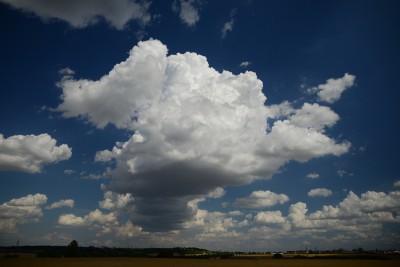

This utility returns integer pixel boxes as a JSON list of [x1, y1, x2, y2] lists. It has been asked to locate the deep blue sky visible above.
[[0, 0, 399, 251]]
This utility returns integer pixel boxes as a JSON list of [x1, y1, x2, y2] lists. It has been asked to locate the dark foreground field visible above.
[[1, 257, 399, 267]]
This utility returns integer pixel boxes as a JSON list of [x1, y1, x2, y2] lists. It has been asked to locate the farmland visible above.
[[1, 257, 399, 267]]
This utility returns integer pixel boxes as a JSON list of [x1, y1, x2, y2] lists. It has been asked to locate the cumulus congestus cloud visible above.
[[56, 39, 350, 231]]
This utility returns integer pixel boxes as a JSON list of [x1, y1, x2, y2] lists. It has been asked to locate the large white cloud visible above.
[[0, 133, 72, 173], [56, 39, 350, 231], [0, 193, 48, 233], [0, 0, 151, 29]]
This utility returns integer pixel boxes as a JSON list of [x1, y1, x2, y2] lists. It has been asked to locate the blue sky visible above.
[[0, 0, 399, 251]]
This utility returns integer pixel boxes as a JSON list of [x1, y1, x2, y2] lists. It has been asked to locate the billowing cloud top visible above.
[[56, 39, 350, 231], [0, 133, 72, 173]]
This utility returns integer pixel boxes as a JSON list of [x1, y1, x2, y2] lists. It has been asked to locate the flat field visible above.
[[1, 257, 399, 267]]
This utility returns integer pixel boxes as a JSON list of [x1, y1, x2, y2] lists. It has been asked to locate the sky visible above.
[[0, 0, 400, 252]]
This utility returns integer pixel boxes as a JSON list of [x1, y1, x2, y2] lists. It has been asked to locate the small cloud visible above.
[[58, 67, 75, 76], [221, 20, 234, 38], [0, 0, 151, 30], [308, 188, 332, 197], [58, 214, 85, 226], [135, 29, 148, 41], [173, 0, 201, 27], [337, 170, 354, 177], [233, 190, 289, 209], [228, 210, 243, 216], [221, 9, 236, 39], [64, 169, 75, 175], [306, 172, 319, 179], [95, 150, 115, 162], [308, 73, 356, 103], [37, 105, 48, 113], [207, 187, 225, 198], [81, 168, 112, 180], [394, 180, 400, 188], [239, 61, 251, 68], [222, 202, 230, 208], [58, 67, 75, 82], [81, 172, 110, 180], [99, 191, 134, 211], [46, 199, 74, 210]]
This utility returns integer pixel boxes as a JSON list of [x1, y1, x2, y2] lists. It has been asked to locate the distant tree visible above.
[[65, 240, 80, 257], [70, 240, 78, 248]]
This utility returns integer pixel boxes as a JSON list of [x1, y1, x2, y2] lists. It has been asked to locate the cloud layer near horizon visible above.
[[56, 39, 350, 231]]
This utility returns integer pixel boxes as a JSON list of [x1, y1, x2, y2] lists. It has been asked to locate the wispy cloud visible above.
[[337, 170, 354, 177], [64, 169, 75, 175], [239, 61, 251, 68], [46, 199, 74, 210], [221, 9, 236, 38]]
